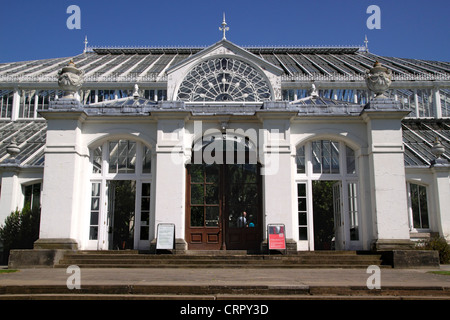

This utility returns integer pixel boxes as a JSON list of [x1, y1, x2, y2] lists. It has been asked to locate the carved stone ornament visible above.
[[6, 138, 20, 158], [57, 60, 84, 98], [431, 138, 445, 159], [365, 60, 392, 97]]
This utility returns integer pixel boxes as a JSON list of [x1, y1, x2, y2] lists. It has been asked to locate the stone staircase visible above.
[[55, 250, 388, 269]]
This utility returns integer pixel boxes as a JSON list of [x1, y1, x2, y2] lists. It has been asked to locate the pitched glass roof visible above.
[[1, 46, 448, 83]]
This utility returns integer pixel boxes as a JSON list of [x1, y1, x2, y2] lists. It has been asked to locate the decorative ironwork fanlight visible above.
[[177, 57, 272, 102]]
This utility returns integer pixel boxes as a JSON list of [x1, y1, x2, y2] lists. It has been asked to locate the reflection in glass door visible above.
[[185, 163, 262, 251], [225, 164, 261, 251]]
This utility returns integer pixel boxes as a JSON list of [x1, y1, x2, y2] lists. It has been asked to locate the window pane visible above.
[[410, 183, 429, 229], [410, 184, 421, 228], [142, 183, 151, 197], [141, 212, 149, 225], [128, 141, 136, 173], [191, 184, 204, 205], [205, 164, 219, 183], [297, 183, 306, 197], [91, 197, 100, 210], [298, 197, 306, 212], [90, 212, 99, 225], [90, 182, 101, 240], [142, 146, 151, 173], [322, 140, 331, 173], [299, 211, 307, 225], [206, 206, 219, 227], [190, 165, 204, 183], [299, 227, 308, 240], [190, 206, 204, 227], [312, 140, 340, 174], [141, 198, 150, 211], [296, 145, 305, 174], [92, 183, 100, 197], [297, 183, 308, 241], [89, 227, 98, 240], [348, 183, 359, 241], [346, 146, 356, 174], [31, 184, 41, 210], [109, 141, 118, 173], [109, 140, 136, 173], [312, 141, 322, 173], [331, 141, 340, 174], [140, 226, 149, 240], [419, 185, 429, 228], [92, 146, 102, 174], [205, 185, 219, 204], [118, 140, 128, 173]]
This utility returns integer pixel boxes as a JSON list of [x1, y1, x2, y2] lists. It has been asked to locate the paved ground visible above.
[[1, 265, 449, 288]]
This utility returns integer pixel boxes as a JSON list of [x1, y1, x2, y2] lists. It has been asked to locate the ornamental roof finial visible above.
[[219, 12, 229, 40], [84, 36, 88, 54]]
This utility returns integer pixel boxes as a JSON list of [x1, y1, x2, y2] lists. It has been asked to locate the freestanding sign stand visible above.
[[156, 223, 175, 253], [267, 224, 287, 255]]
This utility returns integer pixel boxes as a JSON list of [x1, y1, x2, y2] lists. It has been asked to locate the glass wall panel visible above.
[[142, 146, 151, 173], [140, 183, 151, 240], [108, 140, 136, 174], [409, 183, 429, 229], [348, 183, 359, 241], [297, 183, 308, 240], [90, 183, 101, 240], [0, 90, 13, 118], [312, 140, 340, 174]]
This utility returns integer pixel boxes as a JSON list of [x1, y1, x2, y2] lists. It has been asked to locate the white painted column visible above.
[[432, 88, 442, 119], [431, 164, 450, 240], [36, 109, 87, 249], [33, 91, 39, 119], [362, 106, 412, 250], [414, 89, 420, 117], [0, 170, 21, 224], [152, 115, 189, 250], [259, 114, 297, 252], [11, 88, 20, 121]]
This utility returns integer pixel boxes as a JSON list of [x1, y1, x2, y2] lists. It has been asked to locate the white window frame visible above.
[[87, 140, 153, 250], [295, 140, 361, 251], [407, 182, 431, 232]]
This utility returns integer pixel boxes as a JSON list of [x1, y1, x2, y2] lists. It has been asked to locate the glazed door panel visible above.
[[186, 164, 222, 250], [225, 164, 262, 251], [186, 163, 262, 251]]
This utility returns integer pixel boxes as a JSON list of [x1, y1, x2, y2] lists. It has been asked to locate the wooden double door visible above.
[[186, 163, 262, 251]]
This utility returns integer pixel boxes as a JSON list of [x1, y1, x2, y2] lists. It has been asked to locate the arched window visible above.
[[91, 139, 151, 175], [87, 139, 152, 251], [295, 139, 360, 251], [296, 140, 356, 176], [177, 57, 272, 102]]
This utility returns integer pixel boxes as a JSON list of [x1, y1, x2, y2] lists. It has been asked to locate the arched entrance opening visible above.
[[185, 134, 263, 251], [296, 139, 361, 251], [87, 139, 153, 251]]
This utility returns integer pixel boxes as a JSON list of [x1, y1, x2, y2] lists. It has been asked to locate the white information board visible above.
[[156, 223, 175, 250]]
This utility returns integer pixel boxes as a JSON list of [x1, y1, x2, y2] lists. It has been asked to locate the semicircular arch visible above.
[[175, 55, 274, 102]]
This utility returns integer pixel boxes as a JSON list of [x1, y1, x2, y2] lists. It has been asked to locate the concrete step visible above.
[[59, 254, 382, 261], [59, 257, 381, 265], [55, 251, 386, 269], [1, 284, 449, 299]]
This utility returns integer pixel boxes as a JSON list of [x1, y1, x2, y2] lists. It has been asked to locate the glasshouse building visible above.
[[0, 25, 449, 263]]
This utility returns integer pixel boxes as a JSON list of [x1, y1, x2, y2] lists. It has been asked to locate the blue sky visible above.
[[0, 0, 448, 63]]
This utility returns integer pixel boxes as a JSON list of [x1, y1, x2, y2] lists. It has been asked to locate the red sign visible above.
[[268, 224, 286, 250]]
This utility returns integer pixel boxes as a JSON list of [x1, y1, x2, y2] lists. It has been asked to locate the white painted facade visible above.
[[1, 38, 449, 253]]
